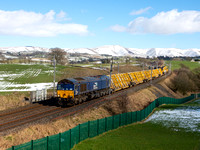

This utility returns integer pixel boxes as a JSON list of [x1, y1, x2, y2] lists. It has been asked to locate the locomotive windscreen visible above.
[[57, 83, 74, 90]]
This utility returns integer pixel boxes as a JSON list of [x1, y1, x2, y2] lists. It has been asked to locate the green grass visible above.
[[167, 60, 200, 71], [0, 64, 66, 84], [73, 122, 200, 150]]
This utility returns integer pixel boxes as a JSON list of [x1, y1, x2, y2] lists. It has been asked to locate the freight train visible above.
[[57, 66, 168, 106]]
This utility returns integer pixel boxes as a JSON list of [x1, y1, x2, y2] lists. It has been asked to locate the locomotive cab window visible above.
[[57, 84, 74, 90], [57, 84, 64, 90], [65, 84, 74, 90]]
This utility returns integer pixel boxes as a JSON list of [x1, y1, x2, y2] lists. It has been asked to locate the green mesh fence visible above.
[[98, 118, 106, 135], [131, 111, 137, 123], [126, 112, 132, 125], [89, 120, 98, 138], [11, 141, 32, 150], [79, 122, 89, 142], [61, 130, 70, 150], [136, 111, 141, 122], [9, 94, 198, 150], [70, 125, 80, 149], [113, 114, 120, 129], [105, 116, 113, 131]]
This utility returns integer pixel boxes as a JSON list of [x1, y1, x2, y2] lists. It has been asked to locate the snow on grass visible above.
[[0, 65, 55, 91], [0, 82, 55, 91], [91, 67, 108, 70], [146, 103, 200, 133], [43, 70, 54, 76], [81, 65, 93, 67]]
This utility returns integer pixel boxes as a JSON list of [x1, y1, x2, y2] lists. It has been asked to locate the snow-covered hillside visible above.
[[69, 46, 200, 57], [0, 46, 49, 53], [0, 45, 200, 57]]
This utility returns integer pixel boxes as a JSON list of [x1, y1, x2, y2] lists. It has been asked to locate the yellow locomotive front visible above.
[[57, 83, 74, 98], [57, 79, 76, 105]]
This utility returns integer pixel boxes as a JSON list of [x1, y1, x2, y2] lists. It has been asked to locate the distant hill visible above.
[[0, 45, 200, 57]]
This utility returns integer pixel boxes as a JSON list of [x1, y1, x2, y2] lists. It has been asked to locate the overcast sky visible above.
[[0, 0, 200, 49]]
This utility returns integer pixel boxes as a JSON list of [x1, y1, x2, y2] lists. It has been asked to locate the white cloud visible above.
[[110, 24, 126, 32], [56, 10, 71, 21], [130, 7, 152, 15], [96, 17, 104, 22], [112, 9, 200, 34], [0, 10, 88, 37]]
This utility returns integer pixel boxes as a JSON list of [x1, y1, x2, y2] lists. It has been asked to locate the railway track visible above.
[[0, 73, 170, 133], [0, 97, 108, 132]]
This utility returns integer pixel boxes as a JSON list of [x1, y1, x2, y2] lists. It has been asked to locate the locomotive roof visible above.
[[58, 75, 109, 84]]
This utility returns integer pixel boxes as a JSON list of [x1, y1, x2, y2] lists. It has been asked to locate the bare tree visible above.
[[49, 48, 68, 65]]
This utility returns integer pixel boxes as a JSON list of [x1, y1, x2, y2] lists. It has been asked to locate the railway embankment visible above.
[[0, 73, 192, 149]]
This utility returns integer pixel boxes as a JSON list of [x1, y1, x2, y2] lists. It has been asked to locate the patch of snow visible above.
[[3, 54, 18, 59], [31, 58, 51, 62], [0, 82, 55, 92], [91, 67, 107, 70], [81, 65, 93, 67], [146, 106, 200, 132], [43, 70, 54, 75]]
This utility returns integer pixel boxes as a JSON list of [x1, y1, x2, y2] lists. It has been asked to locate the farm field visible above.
[[0, 64, 66, 92], [168, 60, 200, 70], [73, 99, 200, 150], [0, 64, 108, 92]]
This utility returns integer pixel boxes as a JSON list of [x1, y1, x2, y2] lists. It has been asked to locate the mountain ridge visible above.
[[0, 45, 200, 57]]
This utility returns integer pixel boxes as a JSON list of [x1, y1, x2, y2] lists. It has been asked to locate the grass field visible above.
[[0, 64, 67, 84], [0, 64, 67, 91], [0, 64, 108, 92], [168, 60, 200, 70], [73, 123, 200, 150], [73, 99, 200, 150], [1, 64, 68, 83]]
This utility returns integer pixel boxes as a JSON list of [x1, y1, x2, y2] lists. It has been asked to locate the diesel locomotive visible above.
[[57, 75, 110, 106]]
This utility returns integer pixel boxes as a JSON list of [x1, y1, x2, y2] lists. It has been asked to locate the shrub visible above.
[[170, 64, 200, 95]]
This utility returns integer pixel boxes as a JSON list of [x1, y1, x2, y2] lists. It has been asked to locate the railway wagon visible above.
[[57, 75, 110, 106]]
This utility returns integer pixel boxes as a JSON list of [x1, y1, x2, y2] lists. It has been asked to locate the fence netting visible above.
[[9, 94, 197, 150]]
